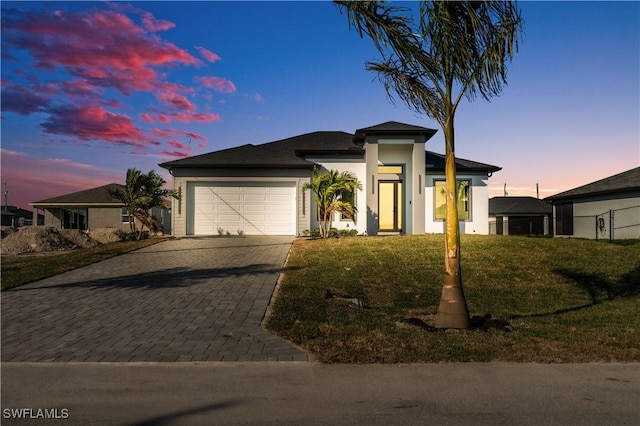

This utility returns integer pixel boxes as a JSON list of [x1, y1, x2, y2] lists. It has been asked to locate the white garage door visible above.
[[190, 182, 296, 235]]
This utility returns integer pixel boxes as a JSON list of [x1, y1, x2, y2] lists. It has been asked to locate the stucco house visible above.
[[489, 196, 553, 236], [545, 167, 640, 240], [30, 184, 172, 233], [159, 121, 501, 237], [1, 206, 43, 227]]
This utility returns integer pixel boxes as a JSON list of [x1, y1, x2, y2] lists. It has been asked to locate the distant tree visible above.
[[109, 169, 180, 240], [336, 0, 523, 328], [303, 168, 362, 238]]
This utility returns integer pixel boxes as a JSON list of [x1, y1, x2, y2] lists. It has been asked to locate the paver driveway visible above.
[[1, 236, 309, 362]]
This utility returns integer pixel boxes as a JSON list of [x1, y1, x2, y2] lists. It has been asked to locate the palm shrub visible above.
[[109, 168, 180, 240], [302, 168, 362, 238]]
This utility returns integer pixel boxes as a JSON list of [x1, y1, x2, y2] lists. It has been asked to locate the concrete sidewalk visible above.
[[1, 362, 638, 425], [1, 236, 308, 362]]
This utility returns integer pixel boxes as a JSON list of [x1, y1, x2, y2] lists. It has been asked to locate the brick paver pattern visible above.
[[1, 236, 309, 362]]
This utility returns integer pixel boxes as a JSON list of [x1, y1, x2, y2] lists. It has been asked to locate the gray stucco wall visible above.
[[553, 191, 640, 239]]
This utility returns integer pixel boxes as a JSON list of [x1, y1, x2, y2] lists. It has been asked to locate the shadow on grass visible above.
[[509, 263, 640, 319], [7, 264, 300, 292], [396, 315, 514, 332]]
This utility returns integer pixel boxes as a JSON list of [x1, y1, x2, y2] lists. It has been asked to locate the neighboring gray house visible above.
[[489, 196, 553, 236], [545, 167, 640, 240], [1, 206, 43, 227], [30, 184, 171, 233], [159, 121, 501, 237]]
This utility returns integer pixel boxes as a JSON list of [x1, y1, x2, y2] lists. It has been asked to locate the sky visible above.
[[1, 1, 638, 210]]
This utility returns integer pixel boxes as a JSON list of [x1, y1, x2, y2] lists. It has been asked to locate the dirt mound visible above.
[[59, 229, 100, 249], [87, 228, 121, 244], [1, 227, 19, 239], [0, 226, 100, 255]]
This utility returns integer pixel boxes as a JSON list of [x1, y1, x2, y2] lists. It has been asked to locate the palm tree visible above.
[[303, 168, 362, 238], [336, 1, 523, 328], [108, 168, 147, 232], [109, 168, 180, 240]]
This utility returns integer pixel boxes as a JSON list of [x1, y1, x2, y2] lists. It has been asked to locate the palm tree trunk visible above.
[[435, 117, 470, 328]]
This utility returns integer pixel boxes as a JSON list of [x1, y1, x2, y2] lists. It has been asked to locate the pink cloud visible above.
[[156, 90, 196, 111], [41, 104, 158, 148], [171, 112, 221, 123], [152, 128, 205, 142], [2, 8, 199, 96], [140, 113, 154, 123], [57, 79, 98, 98], [142, 12, 175, 32], [195, 47, 221, 63], [161, 150, 190, 158], [168, 140, 191, 151], [0, 149, 123, 209], [196, 76, 236, 93], [184, 131, 206, 141], [253, 92, 264, 102], [1, 85, 50, 115]]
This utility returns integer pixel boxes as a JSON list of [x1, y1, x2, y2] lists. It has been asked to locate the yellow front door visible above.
[[378, 181, 402, 232]]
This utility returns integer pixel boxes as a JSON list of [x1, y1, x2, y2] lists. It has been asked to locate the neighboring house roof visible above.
[[30, 184, 125, 206], [545, 167, 640, 202], [426, 151, 502, 173], [489, 196, 552, 216], [1, 206, 36, 218], [353, 121, 438, 144], [160, 122, 501, 174]]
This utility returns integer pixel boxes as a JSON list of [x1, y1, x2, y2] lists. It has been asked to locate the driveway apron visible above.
[[1, 236, 309, 362]]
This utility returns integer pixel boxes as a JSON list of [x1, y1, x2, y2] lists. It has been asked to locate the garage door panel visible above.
[[269, 204, 291, 212], [244, 204, 268, 212], [243, 195, 268, 203], [191, 182, 296, 235], [216, 204, 241, 214]]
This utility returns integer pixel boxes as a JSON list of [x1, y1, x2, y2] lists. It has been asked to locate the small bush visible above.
[[304, 228, 359, 238], [115, 230, 149, 241]]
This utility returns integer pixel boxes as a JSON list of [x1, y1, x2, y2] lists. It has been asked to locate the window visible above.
[[340, 189, 356, 221], [63, 208, 88, 230], [434, 180, 470, 220], [378, 165, 403, 174], [555, 203, 573, 235], [122, 207, 133, 224]]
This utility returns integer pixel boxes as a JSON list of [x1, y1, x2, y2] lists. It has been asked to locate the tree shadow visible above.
[[129, 399, 242, 426], [8, 264, 301, 292], [509, 263, 640, 319]]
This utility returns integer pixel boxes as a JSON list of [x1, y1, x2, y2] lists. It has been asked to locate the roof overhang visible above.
[[29, 202, 124, 207], [545, 187, 640, 203]]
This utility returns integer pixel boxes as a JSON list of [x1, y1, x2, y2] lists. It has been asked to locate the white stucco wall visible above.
[[425, 173, 491, 235]]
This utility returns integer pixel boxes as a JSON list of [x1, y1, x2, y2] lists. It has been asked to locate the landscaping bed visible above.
[[265, 235, 640, 363]]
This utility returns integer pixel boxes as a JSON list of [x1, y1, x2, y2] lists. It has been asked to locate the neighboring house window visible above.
[[434, 180, 470, 220], [340, 189, 356, 221], [122, 207, 133, 224], [63, 208, 88, 230], [555, 203, 573, 235]]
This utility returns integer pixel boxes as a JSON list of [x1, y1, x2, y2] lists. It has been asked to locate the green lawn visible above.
[[1, 238, 165, 290], [265, 235, 640, 363]]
